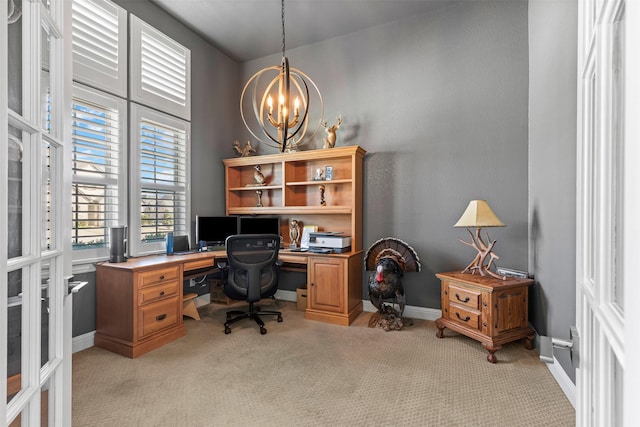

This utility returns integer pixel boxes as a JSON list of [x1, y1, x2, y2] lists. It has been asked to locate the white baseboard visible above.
[[545, 356, 576, 408], [362, 300, 441, 321], [72, 331, 95, 353]]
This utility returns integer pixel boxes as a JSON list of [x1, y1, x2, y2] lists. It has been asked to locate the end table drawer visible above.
[[448, 284, 480, 310], [448, 305, 480, 330], [138, 297, 179, 338]]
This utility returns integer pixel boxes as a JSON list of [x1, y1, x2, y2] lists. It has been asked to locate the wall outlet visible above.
[[189, 278, 196, 287]]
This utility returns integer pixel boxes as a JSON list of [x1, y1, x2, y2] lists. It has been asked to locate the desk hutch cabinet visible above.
[[435, 271, 535, 363], [223, 146, 366, 326]]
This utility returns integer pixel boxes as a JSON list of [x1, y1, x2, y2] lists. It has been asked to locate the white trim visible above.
[[275, 290, 442, 322], [546, 356, 577, 409], [129, 103, 191, 257], [72, 331, 96, 354], [129, 15, 191, 120], [71, 0, 128, 97]]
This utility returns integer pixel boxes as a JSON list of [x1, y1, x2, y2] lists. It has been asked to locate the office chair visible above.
[[223, 234, 283, 335]]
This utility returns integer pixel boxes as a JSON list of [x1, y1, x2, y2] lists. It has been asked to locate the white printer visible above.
[[308, 232, 352, 253]]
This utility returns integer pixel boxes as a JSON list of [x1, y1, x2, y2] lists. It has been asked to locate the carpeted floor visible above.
[[72, 300, 575, 426]]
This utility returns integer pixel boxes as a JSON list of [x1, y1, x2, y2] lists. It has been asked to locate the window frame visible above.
[[130, 14, 191, 121], [129, 102, 191, 257], [70, 82, 128, 265], [71, 0, 128, 97]]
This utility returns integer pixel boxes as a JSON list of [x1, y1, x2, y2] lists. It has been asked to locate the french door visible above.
[[2, 0, 73, 425], [576, 0, 639, 425]]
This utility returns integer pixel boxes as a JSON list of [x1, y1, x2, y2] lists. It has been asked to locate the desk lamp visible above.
[[454, 200, 506, 280]]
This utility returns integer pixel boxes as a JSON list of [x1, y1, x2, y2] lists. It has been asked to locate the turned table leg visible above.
[[523, 332, 535, 350], [435, 319, 445, 338], [482, 343, 501, 363]]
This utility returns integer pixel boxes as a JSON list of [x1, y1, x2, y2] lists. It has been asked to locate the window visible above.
[[130, 15, 191, 120], [70, 0, 191, 262], [129, 103, 190, 256], [71, 83, 127, 263], [72, 0, 127, 97]]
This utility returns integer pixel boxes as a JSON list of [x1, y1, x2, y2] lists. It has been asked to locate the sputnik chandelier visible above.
[[240, 0, 324, 152]]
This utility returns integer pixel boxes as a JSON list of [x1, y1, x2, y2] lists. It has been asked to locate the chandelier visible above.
[[240, 0, 324, 152]]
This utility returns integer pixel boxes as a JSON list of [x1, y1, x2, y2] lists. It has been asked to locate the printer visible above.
[[308, 232, 352, 253]]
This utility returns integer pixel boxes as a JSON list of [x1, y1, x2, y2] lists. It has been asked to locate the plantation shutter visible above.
[[130, 15, 191, 120], [71, 0, 127, 97], [138, 116, 188, 242], [71, 86, 125, 250]]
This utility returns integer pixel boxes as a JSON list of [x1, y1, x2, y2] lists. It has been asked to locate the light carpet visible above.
[[72, 300, 575, 426]]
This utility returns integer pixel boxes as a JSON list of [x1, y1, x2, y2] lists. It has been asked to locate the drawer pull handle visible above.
[[455, 312, 471, 322], [159, 291, 165, 296], [159, 275, 165, 280], [156, 314, 167, 321], [455, 293, 470, 303]]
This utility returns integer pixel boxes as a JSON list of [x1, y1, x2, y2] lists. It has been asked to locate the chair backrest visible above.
[[224, 234, 280, 303]]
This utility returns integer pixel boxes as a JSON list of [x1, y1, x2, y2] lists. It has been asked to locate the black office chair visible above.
[[223, 234, 283, 335]]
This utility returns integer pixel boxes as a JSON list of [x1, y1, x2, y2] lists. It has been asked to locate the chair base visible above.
[[224, 301, 282, 335]]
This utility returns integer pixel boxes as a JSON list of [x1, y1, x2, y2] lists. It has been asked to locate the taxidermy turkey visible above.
[[364, 237, 421, 331]]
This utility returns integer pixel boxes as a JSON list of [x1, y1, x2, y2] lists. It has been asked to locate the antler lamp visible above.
[[454, 200, 506, 280]]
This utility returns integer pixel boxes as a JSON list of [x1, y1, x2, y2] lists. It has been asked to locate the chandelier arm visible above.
[[280, 57, 290, 152], [287, 78, 310, 140]]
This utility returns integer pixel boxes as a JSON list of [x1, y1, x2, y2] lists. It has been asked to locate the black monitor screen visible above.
[[195, 216, 238, 245], [238, 216, 281, 237]]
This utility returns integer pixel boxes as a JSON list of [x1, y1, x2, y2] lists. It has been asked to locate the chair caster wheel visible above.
[[277, 315, 283, 322], [224, 327, 231, 334], [260, 327, 267, 335]]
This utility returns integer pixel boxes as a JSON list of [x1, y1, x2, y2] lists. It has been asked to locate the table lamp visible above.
[[454, 199, 506, 280]]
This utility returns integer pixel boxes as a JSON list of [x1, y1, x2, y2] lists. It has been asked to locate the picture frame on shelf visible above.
[[301, 225, 318, 248], [325, 166, 333, 180]]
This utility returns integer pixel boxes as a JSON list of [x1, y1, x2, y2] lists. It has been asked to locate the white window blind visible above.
[[130, 103, 190, 256], [72, 0, 127, 97], [71, 84, 127, 262], [130, 15, 191, 120]]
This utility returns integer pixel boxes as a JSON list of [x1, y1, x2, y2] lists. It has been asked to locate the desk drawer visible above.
[[184, 258, 214, 272], [448, 305, 480, 330], [138, 282, 179, 306], [138, 297, 179, 338], [137, 266, 180, 288], [448, 284, 481, 310]]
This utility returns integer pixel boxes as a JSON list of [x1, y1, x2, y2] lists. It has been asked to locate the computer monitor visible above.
[[195, 215, 238, 246], [238, 216, 281, 237]]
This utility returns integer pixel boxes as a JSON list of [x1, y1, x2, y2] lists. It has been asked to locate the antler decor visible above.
[[454, 200, 506, 280]]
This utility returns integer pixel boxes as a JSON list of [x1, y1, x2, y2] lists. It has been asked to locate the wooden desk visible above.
[[95, 251, 222, 358], [435, 271, 535, 363], [96, 249, 362, 357]]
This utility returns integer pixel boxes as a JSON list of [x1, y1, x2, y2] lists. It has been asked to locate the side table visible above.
[[435, 271, 535, 363]]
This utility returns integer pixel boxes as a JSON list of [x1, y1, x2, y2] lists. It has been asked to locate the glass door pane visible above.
[[7, 125, 23, 259], [7, 0, 23, 115]]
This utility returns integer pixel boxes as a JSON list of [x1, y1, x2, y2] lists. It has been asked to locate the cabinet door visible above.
[[308, 257, 345, 313], [494, 287, 528, 333]]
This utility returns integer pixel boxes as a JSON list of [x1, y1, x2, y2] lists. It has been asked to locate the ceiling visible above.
[[150, 0, 455, 62]]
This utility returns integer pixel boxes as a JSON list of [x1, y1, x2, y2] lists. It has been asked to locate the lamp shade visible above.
[[454, 200, 505, 228]]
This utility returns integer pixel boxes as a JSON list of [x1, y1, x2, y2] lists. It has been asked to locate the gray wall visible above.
[[528, 0, 578, 382], [240, 1, 530, 309]]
